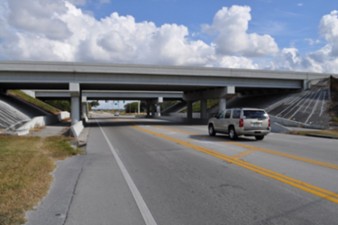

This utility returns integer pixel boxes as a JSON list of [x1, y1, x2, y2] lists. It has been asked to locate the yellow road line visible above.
[[133, 126, 338, 204], [153, 125, 193, 135], [232, 142, 338, 171], [155, 125, 338, 171], [232, 149, 257, 160]]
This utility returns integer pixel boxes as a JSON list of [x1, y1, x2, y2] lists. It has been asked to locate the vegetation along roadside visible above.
[[0, 135, 81, 225]]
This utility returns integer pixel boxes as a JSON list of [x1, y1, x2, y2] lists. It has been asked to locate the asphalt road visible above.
[[65, 114, 338, 225]]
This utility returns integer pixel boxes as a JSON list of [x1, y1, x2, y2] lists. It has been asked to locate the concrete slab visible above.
[[25, 155, 85, 225], [30, 124, 69, 137]]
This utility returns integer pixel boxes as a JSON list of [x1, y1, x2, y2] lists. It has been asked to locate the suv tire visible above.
[[229, 127, 238, 140], [208, 124, 216, 136], [255, 135, 264, 141]]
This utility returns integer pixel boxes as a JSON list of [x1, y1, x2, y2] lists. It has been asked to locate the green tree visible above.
[[124, 102, 139, 113], [89, 100, 100, 110], [45, 100, 71, 112]]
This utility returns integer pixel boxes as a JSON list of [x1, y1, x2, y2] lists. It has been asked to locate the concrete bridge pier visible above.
[[184, 86, 235, 120], [146, 100, 157, 117], [146, 100, 151, 117], [201, 99, 207, 120], [145, 98, 163, 117], [82, 96, 89, 122], [218, 98, 226, 113], [156, 97, 163, 117], [69, 83, 81, 125], [187, 101, 193, 120], [156, 104, 161, 117]]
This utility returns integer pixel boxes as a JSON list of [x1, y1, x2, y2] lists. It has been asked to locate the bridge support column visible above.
[[184, 87, 235, 119], [303, 80, 310, 90], [82, 96, 88, 122], [201, 99, 208, 119], [146, 100, 151, 117], [219, 98, 226, 113], [70, 83, 80, 125], [187, 101, 193, 120], [156, 104, 161, 117], [156, 97, 163, 117]]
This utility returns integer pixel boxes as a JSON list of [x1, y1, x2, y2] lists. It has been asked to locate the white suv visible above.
[[208, 108, 270, 140]]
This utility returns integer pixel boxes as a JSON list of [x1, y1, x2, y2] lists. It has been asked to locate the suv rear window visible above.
[[232, 110, 241, 119], [243, 110, 268, 119]]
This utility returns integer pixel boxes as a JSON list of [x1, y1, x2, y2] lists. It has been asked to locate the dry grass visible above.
[[0, 136, 80, 225], [289, 129, 338, 139]]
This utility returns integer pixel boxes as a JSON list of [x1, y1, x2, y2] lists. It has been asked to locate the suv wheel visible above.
[[255, 135, 264, 141], [208, 124, 216, 136], [229, 127, 238, 140]]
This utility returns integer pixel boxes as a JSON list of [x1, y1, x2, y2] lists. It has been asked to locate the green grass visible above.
[[333, 116, 338, 123], [8, 90, 60, 115], [181, 99, 219, 113], [0, 136, 80, 225]]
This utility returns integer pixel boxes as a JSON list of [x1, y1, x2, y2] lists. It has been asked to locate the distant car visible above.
[[208, 108, 270, 140], [114, 112, 120, 116]]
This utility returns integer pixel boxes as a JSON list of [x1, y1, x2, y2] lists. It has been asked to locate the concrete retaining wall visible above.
[[58, 111, 70, 121], [70, 121, 84, 138], [169, 112, 202, 119], [13, 115, 58, 136]]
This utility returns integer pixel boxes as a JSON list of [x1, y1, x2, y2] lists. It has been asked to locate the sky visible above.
[[1, 0, 338, 73]]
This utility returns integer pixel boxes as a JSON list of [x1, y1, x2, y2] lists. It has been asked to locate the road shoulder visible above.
[[25, 155, 85, 225]]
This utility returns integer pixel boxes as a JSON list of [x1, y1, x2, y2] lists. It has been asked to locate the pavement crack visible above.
[[62, 158, 85, 225]]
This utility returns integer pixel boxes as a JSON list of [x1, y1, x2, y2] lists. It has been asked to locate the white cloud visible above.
[[1, 1, 338, 73], [7, 0, 71, 40], [216, 56, 258, 69], [67, 0, 87, 5], [0, 2, 277, 69], [66, 0, 111, 6], [203, 5, 279, 57], [320, 10, 338, 56]]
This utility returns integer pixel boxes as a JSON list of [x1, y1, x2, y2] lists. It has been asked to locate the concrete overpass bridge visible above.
[[0, 61, 331, 125], [34, 90, 183, 101], [34, 90, 184, 117]]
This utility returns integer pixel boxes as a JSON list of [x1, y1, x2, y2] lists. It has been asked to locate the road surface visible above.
[[65, 113, 338, 225]]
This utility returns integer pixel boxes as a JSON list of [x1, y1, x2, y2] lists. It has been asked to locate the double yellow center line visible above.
[[133, 125, 338, 204], [155, 125, 338, 171]]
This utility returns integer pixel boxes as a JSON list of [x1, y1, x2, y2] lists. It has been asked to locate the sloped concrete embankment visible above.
[[0, 94, 60, 135], [0, 100, 30, 130]]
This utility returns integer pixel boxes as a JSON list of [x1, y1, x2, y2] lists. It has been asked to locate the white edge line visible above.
[[98, 122, 158, 225]]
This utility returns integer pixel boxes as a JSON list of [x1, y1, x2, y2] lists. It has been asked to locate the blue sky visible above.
[[82, 0, 336, 50], [1, 0, 338, 73]]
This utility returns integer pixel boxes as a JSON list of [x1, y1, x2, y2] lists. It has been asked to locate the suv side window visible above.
[[216, 111, 225, 119], [232, 109, 241, 119], [224, 110, 231, 119]]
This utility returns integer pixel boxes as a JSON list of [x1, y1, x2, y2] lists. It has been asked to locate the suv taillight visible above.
[[239, 118, 244, 128], [268, 117, 271, 128]]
